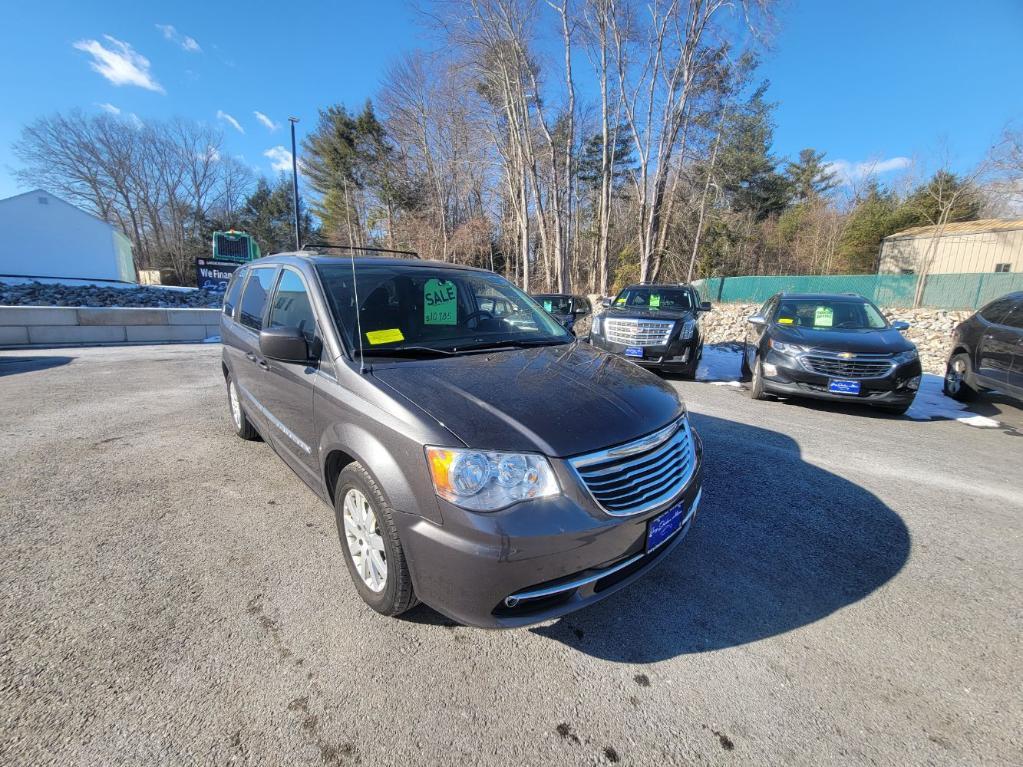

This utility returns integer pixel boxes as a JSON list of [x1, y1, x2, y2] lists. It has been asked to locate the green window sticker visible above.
[[543, 300, 552, 312], [649, 294, 661, 309], [615, 297, 626, 305], [814, 306, 834, 327], [424, 279, 457, 325]]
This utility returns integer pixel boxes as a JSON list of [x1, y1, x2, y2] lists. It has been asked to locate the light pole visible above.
[[288, 117, 300, 251]]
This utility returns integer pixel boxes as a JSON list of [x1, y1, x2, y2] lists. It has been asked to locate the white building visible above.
[[0, 189, 136, 284], [878, 218, 1023, 275]]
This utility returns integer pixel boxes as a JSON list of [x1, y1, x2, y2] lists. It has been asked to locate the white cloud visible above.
[[96, 102, 121, 115], [216, 110, 244, 134], [156, 23, 201, 53], [264, 146, 293, 173], [127, 113, 144, 130], [825, 156, 912, 186], [254, 111, 279, 132], [73, 36, 164, 93]]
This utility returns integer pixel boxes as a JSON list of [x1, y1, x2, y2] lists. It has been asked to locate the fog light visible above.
[[762, 363, 778, 377], [907, 375, 921, 391]]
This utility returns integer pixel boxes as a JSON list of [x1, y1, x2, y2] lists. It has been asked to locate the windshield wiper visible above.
[[361, 345, 457, 358], [452, 338, 572, 352]]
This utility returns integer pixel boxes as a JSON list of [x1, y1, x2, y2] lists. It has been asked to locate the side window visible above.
[[1001, 303, 1023, 330], [979, 298, 1014, 325], [238, 267, 277, 332], [268, 269, 317, 341], [223, 268, 246, 317], [759, 296, 777, 320]]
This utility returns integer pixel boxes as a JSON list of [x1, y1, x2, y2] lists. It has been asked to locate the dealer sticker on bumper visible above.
[[828, 379, 861, 395], [625, 346, 644, 358], [647, 501, 684, 552]]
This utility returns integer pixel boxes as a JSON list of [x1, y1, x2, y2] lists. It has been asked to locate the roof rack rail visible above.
[[300, 243, 420, 259]]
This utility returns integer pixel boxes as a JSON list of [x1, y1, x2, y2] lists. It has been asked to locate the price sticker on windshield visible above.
[[424, 279, 457, 325], [649, 294, 661, 309], [543, 300, 553, 312], [814, 306, 834, 327]]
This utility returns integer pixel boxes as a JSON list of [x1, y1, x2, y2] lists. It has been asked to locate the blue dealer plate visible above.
[[828, 379, 861, 395], [647, 500, 685, 552], [625, 346, 644, 358]]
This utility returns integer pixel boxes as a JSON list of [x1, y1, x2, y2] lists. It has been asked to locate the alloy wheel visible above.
[[945, 358, 965, 395], [229, 381, 242, 429], [342, 488, 388, 592]]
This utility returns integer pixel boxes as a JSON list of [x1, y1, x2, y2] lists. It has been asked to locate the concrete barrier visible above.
[[0, 306, 221, 347]]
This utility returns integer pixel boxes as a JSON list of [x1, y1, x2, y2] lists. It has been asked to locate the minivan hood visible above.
[[773, 324, 914, 353], [371, 342, 683, 457]]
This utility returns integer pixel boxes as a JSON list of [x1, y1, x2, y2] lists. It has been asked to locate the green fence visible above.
[[692, 272, 1023, 310]]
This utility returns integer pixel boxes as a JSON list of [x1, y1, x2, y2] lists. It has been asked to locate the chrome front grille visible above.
[[569, 417, 695, 516], [802, 353, 894, 379], [604, 318, 675, 347]]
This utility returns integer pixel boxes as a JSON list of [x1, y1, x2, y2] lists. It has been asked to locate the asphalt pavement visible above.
[[1, 344, 1020, 766]]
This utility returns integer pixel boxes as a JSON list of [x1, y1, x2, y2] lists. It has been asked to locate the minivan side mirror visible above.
[[260, 326, 316, 363], [574, 300, 592, 317], [699, 301, 712, 312], [891, 320, 910, 331], [747, 314, 767, 327], [600, 297, 612, 308]]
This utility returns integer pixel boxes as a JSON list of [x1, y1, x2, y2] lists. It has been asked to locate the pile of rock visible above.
[[0, 281, 223, 309]]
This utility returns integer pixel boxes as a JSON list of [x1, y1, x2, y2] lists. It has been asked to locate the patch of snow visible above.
[[906, 374, 1000, 428], [697, 344, 743, 383], [203, 335, 221, 344]]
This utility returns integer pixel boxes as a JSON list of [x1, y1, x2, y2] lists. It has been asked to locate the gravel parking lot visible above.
[[1, 344, 1021, 766]]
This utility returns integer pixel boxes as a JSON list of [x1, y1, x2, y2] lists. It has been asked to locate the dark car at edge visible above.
[[219, 253, 703, 628], [943, 291, 1023, 404], [530, 293, 592, 334], [589, 283, 711, 378], [741, 292, 922, 414]]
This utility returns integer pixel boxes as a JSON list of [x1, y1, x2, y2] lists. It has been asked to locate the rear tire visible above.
[[740, 342, 753, 380], [748, 356, 769, 400], [226, 374, 259, 440], [334, 463, 418, 618], [943, 353, 977, 402]]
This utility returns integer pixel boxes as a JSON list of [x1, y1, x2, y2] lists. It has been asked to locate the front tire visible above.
[[943, 353, 977, 402], [226, 374, 259, 440], [334, 463, 417, 617], [740, 342, 753, 380], [748, 356, 769, 400]]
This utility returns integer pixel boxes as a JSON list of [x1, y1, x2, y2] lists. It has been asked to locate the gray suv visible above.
[[219, 253, 703, 628]]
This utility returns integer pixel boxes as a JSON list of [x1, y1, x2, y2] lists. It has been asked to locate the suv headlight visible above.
[[678, 319, 696, 340], [591, 315, 602, 335], [769, 339, 806, 355], [425, 447, 560, 511], [893, 348, 919, 365]]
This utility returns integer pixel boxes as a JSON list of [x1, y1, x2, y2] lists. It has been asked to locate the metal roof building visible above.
[[878, 218, 1023, 275]]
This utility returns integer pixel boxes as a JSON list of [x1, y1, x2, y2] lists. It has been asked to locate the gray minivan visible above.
[[220, 253, 703, 628]]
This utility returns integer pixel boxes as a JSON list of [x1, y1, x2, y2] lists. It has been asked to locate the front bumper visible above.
[[590, 333, 699, 371], [760, 350, 922, 406], [393, 429, 704, 628]]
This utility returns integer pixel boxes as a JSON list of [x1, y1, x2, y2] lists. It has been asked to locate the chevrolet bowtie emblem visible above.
[[838, 352, 856, 359]]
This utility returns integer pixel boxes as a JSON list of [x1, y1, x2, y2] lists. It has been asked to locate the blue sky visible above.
[[0, 0, 1020, 199]]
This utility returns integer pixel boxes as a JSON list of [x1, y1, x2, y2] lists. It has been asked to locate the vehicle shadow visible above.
[[0, 355, 73, 377], [530, 412, 911, 661]]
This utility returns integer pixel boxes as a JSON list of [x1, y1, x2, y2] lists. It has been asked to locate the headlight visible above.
[[678, 319, 696, 340], [591, 315, 602, 334], [425, 447, 560, 511], [769, 339, 805, 355], [893, 348, 919, 365]]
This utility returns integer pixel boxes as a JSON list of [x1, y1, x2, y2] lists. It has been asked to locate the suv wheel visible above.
[[740, 342, 753, 380], [226, 375, 259, 440], [334, 463, 418, 617], [748, 356, 769, 400], [943, 353, 977, 402]]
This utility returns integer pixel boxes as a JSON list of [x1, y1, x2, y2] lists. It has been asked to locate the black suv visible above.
[[589, 283, 711, 377], [944, 291, 1023, 403], [742, 292, 922, 414], [219, 254, 703, 628]]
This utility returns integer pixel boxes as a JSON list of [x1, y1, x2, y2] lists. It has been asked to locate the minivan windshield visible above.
[[774, 299, 888, 330], [614, 287, 692, 311], [316, 263, 572, 355]]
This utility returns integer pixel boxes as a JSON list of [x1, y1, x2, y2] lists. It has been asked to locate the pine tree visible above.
[[784, 148, 839, 202]]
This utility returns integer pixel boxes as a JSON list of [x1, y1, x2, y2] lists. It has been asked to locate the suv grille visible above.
[[569, 418, 694, 516], [604, 318, 674, 347], [802, 353, 893, 379]]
